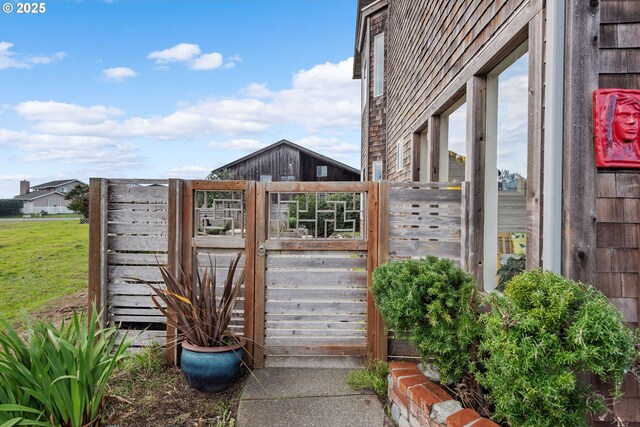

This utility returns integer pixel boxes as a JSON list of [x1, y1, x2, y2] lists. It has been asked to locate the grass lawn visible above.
[[0, 220, 88, 324]]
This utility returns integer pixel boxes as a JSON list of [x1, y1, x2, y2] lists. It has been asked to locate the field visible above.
[[0, 220, 88, 324]]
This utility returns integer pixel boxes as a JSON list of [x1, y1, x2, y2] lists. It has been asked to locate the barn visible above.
[[209, 139, 360, 182]]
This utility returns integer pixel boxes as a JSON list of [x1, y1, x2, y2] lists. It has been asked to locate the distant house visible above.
[[13, 179, 85, 214], [210, 139, 360, 182]]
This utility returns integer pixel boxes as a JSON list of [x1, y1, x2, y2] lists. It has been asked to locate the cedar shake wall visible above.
[[593, 3, 640, 425], [364, 10, 387, 180], [595, 173, 640, 328], [385, 0, 528, 182]]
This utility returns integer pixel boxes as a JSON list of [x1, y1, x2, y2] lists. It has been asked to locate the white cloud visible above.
[[497, 74, 529, 176], [296, 136, 359, 155], [16, 101, 124, 124], [0, 42, 65, 70], [241, 83, 273, 98], [103, 66, 138, 81], [190, 52, 223, 70], [29, 52, 66, 65], [148, 43, 201, 63], [148, 43, 236, 72], [14, 58, 358, 138], [8, 58, 359, 169], [223, 55, 241, 69], [166, 165, 211, 179], [208, 139, 267, 151]]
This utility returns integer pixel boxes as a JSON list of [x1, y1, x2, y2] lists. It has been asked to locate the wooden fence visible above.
[[88, 179, 468, 365]]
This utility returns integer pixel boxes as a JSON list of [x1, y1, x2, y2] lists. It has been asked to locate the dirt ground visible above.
[[17, 289, 88, 329], [104, 365, 248, 427]]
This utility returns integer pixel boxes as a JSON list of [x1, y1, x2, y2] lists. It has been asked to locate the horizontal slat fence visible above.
[[89, 178, 169, 351], [263, 250, 368, 367], [89, 179, 469, 363], [379, 182, 468, 359]]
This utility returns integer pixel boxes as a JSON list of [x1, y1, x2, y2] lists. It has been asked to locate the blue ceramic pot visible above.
[[180, 339, 245, 392]]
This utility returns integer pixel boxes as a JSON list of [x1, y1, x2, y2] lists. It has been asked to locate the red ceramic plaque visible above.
[[594, 89, 640, 168]]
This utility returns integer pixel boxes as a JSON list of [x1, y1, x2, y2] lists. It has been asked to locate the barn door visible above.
[[252, 181, 382, 368]]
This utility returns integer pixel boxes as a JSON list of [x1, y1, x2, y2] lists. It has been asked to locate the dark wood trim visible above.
[[244, 181, 257, 365], [264, 181, 370, 193], [466, 76, 487, 288], [263, 240, 368, 251], [460, 181, 470, 272], [189, 180, 247, 191], [98, 179, 108, 326], [166, 179, 183, 365], [88, 178, 102, 320], [426, 116, 441, 182], [376, 181, 390, 360], [366, 182, 380, 360], [526, 10, 545, 269], [253, 182, 267, 368], [562, 0, 599, 283], [411, 133, 421, 182]]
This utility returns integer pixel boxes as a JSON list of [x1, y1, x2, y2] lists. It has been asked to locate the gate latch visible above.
[[257, 243, 266, 257]]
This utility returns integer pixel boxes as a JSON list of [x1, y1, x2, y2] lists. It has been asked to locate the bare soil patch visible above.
[[104, 360, 248, 427]]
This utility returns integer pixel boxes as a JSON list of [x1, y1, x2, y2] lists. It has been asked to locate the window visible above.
[[260, 175, 272, 182], [361, 32, 369, 111], [439, 99, 467, 182], [317, 165, 328, 177], [280, 175, 295, 181], [396, 140, 403, 171], [483, 46, 529, 291], [373, 33, 384, 97], [59, 187, 68, 193], [372, 161, 383, 181]]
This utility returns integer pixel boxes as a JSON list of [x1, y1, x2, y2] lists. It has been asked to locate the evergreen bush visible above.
[[0, 199, 23, 216], [371, 257, 480, 382], [476, 270, 637, 427]]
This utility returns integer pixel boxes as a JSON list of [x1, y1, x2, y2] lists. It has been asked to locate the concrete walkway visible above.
[[236, 368, 387, 427]]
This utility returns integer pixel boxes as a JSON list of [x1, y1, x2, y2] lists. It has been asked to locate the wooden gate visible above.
[[168, 180, 381, 368], [167, 180, 256, 364], [253, 182, 380, 368]]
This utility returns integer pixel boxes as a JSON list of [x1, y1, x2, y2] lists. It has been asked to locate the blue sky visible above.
[[0, 0, 360, 197]]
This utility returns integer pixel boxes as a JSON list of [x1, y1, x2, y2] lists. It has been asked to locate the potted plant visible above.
[[143, 251, 246, 392]]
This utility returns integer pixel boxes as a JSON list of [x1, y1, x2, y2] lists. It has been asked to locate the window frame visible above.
[[373, 32, 384, 98], [396, 140, 403, 172], [316, 165, 328, 178], [372, 160, 383, 181]]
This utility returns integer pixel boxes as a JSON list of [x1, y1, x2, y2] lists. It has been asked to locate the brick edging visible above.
[[388, 362, 499, 427]]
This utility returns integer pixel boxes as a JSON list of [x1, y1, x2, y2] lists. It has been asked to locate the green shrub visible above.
[[371, 257, 480, 382], [496, 254, 525, 292], [0, 310, 131, 426], [347, 360, 389, 396], [476, 270, 637, 427], [0, 199, 23, 216]]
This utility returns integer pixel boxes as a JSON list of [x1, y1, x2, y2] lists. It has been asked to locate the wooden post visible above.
[[526, 10, 545, 270], [376, 181, 390, 360], [426, 116, 441, 182], [253, 182, 267, 368], [460, 181, 470, 272], [88, 178, 107, 323], [243, 181, 256, 365], [466, 76, 487, 288], [366, 181, 381, 360], [411, 133, 421, 182], [166, 179, 183, 365], [562, 0, 599, 283]]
